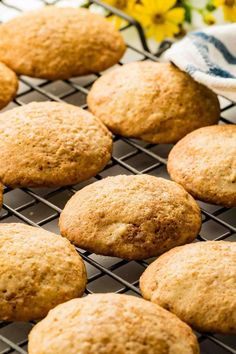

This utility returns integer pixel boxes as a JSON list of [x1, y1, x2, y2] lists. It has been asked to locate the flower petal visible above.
[[203, 13, 217, 25], [142, 0, 177, 13], [147, 20, 180, 42], [145, 25, 156, 38], [153, 25, 166, 42], [133, 3, 154, 16], [141, 0, 161, 12], [163, 22, 180, 36], [223, 5, 236, 21], [165, 7, 185, 24], [107, 15, 125, 29], [134, 9, 153, 26], [103, 0, 115, 5], [213, 0, 225, 6], [157, 0, 178, 12]]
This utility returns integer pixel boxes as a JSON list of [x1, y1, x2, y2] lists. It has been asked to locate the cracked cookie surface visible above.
[[0, 7, 125, 79], [0, 184, 3, 209], [59, 174, 201, 260], [28, 293, 199, 354], [87, 62, 220, 143], [0, 62, 18, 109], [167, 125, 236, 207], [0, 101, 112, 187], [0, 223, 86, 321], [140, 241, 236, 334]]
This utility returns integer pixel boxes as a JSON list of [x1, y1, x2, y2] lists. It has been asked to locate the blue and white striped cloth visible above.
[[164, 24, 236, 102]]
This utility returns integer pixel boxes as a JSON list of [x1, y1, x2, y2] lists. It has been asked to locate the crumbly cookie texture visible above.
[[87, 61, 220, 144], [0, 184, 3, 208], [140, 241, 236, 334], [59, 175, 201, 260], [167, 125, 236, 207], [0, 101, 112, 188], [0, 223, 86, 321], [0, 62, 18, 109], [0, 7, 125, 80], [28, 293, 199, 354]]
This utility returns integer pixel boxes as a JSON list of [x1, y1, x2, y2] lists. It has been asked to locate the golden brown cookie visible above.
[[28, 293, 199, 354], [0, 223, 86, 321], [167, 125, 236, 207], [87, 61, 220, 144], [0, 184, 3, 208], [0, 62, 18, 109], [59, 175, 201, 260], [0, 102, 112, 188], [140, 241, 236, 334], [0, 7, 125, 80]]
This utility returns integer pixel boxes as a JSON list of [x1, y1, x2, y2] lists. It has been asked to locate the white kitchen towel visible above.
[[164, 24, 236, 102]]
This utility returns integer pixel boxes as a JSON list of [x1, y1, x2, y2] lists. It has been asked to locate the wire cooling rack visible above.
[[0, 0, 235, 353]]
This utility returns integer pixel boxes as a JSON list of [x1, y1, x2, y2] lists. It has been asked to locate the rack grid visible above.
[[0, 0, 235, 353]]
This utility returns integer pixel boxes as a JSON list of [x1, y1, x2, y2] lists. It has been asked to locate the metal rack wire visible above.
[[0, 0, 235, 353]]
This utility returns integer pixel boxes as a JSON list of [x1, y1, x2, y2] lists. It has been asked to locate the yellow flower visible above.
[[203, 13, 217, 25], [133, 0, 185, 42], [103, 0, 136, 28], [213, 0, 236, 21]]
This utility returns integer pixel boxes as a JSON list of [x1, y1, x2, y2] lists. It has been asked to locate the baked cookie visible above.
[[59, 175, 201, 260], [0, 7, 125, 80], [140, 241, 236, 334], [0, 62, 18, 109], [0, 102, 112, 188], [0, 184, 3, 208], [87, 61, 220, 144], [28, 293, 199, 354], [167, 125, 236, 207], [0, 223, 86, 321]]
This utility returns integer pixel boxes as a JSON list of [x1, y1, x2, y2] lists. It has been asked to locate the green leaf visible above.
[[182, 3, 192, 23], [206, 3, 217, 12], [80, 1, 90, 8]]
